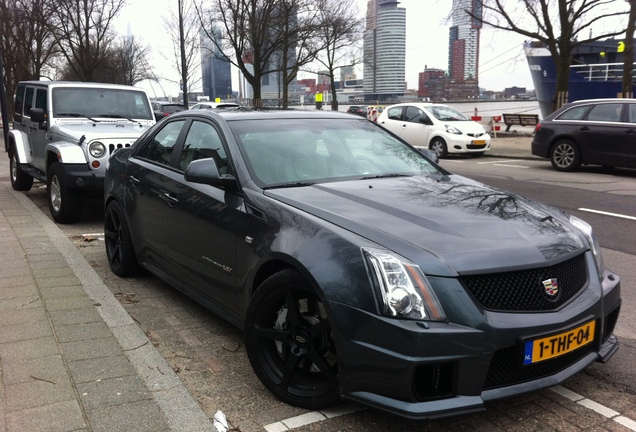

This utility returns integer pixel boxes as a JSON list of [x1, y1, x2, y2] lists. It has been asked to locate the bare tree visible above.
[[271, 0, 324, 108], [0, 0, 57, 116], [197, 0, 288, 107], [622, 0, 636, 96], [312, 0, 363, 110], [47, 0, 126, 82], [467, 0, 629, 113], [163, 0, 201, 107]]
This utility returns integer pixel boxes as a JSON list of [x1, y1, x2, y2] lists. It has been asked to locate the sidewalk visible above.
[[0, 149, 214, 431], [486, 129, 539, 160]]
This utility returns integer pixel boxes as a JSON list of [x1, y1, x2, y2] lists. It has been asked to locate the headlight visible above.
[[89, 141, 106, 158], [570, 215, 604, 280], [445, 125, 462, 135], [362, 248, 446, 321]]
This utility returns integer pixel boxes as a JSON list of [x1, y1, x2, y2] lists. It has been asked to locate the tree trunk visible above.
[[622, 1, 636, 97]]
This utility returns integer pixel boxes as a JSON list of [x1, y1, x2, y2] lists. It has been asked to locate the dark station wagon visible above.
[[532, 98, 636, 171], [104, 109, 620, 419]]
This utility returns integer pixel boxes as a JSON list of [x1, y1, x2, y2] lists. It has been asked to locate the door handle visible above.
[[579, 126, 589, 131], [161, 192, 178, 207], [128, 175, 141, 186]]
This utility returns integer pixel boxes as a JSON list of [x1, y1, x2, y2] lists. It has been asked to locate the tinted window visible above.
[[405, 106, 425, 123], [629, 104, 636, 123], [138, 120, 186, 166], [35, 88, 47, 110], [14, 85, 25, 122], [556, 105, 589, 121], [24, 87, 34, 117], [587, 103, 622, 122], [179, 121, 227, 172]]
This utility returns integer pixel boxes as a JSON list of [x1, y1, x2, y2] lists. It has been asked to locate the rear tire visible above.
[[47, 162, 84, 223], [9, 147, 34, 191], [550, 139, 581, 171]]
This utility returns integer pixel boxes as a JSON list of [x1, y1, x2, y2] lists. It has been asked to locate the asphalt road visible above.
[[7, 152, 636, 432]]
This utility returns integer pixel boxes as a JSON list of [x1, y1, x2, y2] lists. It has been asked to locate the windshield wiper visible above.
[[57, 112, 100, 122], [263, 181, 315, 189], [360, 173, 411, 180], [96, 114, 136, 122]]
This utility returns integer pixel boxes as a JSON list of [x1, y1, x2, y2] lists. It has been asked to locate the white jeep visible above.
[[8, 81, 156, 223]]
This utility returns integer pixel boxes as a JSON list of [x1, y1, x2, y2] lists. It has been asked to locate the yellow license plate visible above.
[[523, 321, 595, 365], [472, 140, 486, 145]]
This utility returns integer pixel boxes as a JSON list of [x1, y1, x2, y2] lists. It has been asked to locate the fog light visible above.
[[76, 178, 85, 186]]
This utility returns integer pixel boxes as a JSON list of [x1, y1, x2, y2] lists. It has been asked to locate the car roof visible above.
[[18, 80, 146, 91], [571, 98, 636, 104], [168, 109, 360, 122]]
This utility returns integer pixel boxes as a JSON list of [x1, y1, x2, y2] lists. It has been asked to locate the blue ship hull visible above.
[[525, 40, 635, 118]]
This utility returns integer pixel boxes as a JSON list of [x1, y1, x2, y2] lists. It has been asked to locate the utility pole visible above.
[[179, 0, 189, 108]]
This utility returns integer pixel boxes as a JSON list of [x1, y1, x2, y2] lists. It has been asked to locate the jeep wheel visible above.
[[9, 148, 34, 191], [47, 162, 84, 224]]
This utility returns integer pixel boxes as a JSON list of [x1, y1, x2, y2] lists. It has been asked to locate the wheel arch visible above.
[[7, 129, 30, 162]]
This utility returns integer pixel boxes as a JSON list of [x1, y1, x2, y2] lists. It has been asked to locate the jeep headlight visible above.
[[363, 248, 446, 321], [570, 215, 604, 281], [89, 141, 106, 158]]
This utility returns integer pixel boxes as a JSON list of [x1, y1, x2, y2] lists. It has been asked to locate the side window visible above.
[[405, 106, 424, 123], [629, 104, 636, 123], [387, 107, 403, 121], [14, 85, 25, 122], [35, 88, 47, 110], [587, 103, 622, 122], [179, 120, 228, 172], [24, 87, 34, 118], [556, 106, 589, 121], [137, 120, 186, 166]]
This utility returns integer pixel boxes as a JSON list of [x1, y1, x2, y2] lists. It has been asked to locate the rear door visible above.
[[399, 105, 432, 147], [577, 102, 628, 166]]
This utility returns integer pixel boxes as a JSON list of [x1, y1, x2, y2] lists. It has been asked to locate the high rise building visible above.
[[363, 0, 406, 101], [448, 0, 482, 83], [200, 27, 232, 101]]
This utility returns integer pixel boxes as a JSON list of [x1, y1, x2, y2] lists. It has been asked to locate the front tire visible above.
[[104, 201, 139, 277], [9, 147, 34, 191], [550, 139, 581, 171], [430, 137, 448, 158], [47, 162, 84, 223], [245, 269, 341, 410]]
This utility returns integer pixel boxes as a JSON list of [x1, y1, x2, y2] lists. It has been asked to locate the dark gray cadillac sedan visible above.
[[104, 109, 620, 419]]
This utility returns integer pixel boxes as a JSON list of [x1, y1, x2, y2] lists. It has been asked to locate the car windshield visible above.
[[428, 105, 469, 121], [52, 87, 154, 120], [229, 118, 444, 188]]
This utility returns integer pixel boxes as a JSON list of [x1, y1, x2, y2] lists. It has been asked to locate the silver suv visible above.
[[8, 81, 155, 223]]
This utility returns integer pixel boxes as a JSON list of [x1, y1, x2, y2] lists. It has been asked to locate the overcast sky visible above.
[[117, 0, 626, 98]]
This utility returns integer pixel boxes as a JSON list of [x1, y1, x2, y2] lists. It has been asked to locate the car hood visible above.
[[264, 175, 586, 276], [50, 121, 153, 142], [440, 120, 487, 133]]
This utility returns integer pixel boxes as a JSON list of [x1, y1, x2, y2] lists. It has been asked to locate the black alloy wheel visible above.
[[104, 201, 139, 277], [245, 269, 341, 410]]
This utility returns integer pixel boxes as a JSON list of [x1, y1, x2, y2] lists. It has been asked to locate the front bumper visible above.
[[329, 267, 621, 419], [446, 135, 491, 154], [60, 163, 104, 192]]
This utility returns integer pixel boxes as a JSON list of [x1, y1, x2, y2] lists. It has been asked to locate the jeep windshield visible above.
[[52, 87, 153, 121]]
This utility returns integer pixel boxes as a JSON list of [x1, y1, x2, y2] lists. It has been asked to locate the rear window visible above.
[[556, 105, 589, 121]]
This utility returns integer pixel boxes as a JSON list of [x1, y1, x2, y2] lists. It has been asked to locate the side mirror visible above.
[[184, 158, 237, 188], [30, 108, 47, 129], [419, 148, 439, 163]]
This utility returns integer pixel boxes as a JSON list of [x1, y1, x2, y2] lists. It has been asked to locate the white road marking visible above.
[[550, 386, 636, 431], [493, 164, 530, 169], [264, 388, 636, 430], [578, 208, 636, 221], [478, 159, 523, 164]]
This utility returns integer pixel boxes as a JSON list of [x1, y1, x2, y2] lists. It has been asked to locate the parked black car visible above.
[[105, 109, 620, 419], [532, 98, 636, 171], [346, 105, 367, 117], [151, 101, 185, 122]]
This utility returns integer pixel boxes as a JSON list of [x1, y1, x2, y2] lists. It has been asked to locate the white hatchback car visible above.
[[190, 101, 239, 110], [378, 103, 491, 158]]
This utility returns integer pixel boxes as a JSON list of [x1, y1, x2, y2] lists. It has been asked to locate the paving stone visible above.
[[0, 306, 47, 326], [2, 355, 68, 386], [0, 296, 42, 311], [86, 400, 171, 432], [54, 321, 113, 343], [0, 319, 52, 343], [76, 375, 152, 410], [0, 336, 59, 360], [39, 284, 86, 300], [4, 379, 75, 412], [0, 284, 38, 300], [43, 296, 96, 311], [68, 354, 137, 384], [61, 337, 123, 361], [4, 400, 86, 432], [35, 274, 82, 289], [49, 307, 102, 326]]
